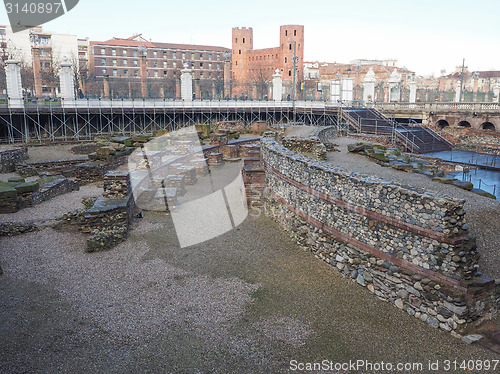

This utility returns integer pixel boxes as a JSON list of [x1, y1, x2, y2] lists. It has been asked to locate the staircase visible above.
[[340, 107, 452, 154]]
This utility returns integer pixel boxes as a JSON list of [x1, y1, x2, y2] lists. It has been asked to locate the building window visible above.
[[134, 70, 138, 77], [113, 69, 117, 76], [243, 38, 245, 43], [172, 52, 176, 58], [208, 63, 212, 69], [217, 54, 220, 60], [163, 61, 167, 68], [294, 30, 296, 36], [133, 60, 138, 67], [217, 63, 220, 69], [123, 59, 128, 66], [285, 30, 288, 36], [101, 48, 105, 55], [122, 49, 127, 57], [133, 50, 137, 57], [289, 44, 292, 50], [235, 38, 237, 43], [112, 59, 117, 66], [200, 71, 203, 77], [173, 61, 177, 67], [112, 49, 116, 56], [200, 62, 203, 67], [182, 52, 185, 59], [102, 69, 106, 75], [239, 50, 241, 54], [152, 51, 157, 58], [285, 57, 287, 63], [235, 61, 238, 66], [101, 58, 106, 65], [208, 53, 212, 59], [289, 70, 291, 76], [124, 69, 128, 76], [191, 53, 195, 59], [153, 61, 157, 68], [154, 71, 158, 77]]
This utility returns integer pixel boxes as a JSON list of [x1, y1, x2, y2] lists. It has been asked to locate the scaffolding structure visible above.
[[0, 100, 340, 143]]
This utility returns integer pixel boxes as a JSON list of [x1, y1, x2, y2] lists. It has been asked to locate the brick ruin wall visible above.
[[262, 137, 499, 335]]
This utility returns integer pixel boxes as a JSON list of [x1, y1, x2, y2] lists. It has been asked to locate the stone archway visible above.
[[436, 119, 450, 129], [481, 122, 496, 131], [458, 121, 471, 128]]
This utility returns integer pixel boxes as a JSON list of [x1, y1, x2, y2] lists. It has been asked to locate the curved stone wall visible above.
[[262, 137, 499, 334]]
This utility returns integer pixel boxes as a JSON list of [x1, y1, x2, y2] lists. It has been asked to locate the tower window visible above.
[[235, 38, 237, 43], [289, 44, 292, 50], [285, 57, 287, 63], [289, 70, 291, 76], [294, 30, 296, 36], [239, 50, 241, 54], [285, 30, 287, 36], [243, 38, 245, 43]]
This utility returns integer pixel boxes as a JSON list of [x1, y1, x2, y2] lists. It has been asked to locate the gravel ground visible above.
[[0, 183, 102, 224], [326, 137, 500, 279], [1, 212, 499, 373], [0, 143, 88, 163]]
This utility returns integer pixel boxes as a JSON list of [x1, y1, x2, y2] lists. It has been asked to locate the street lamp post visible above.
[[292, 41, 298, 121]]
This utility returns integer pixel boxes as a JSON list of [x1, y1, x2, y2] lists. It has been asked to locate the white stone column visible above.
[[272, 69, 282, 102], [409, 81, 417, 103], [330, 80, 341, 103], [388, 69, 401, 103], [341, 78, 353, 102], [492, 83, 500, 103], [454, 82, 461, 102], [59, 59, 76, 106], [5, 60, 24, 108], [362, 68, 376, 103], [180, 64, 193, 101]]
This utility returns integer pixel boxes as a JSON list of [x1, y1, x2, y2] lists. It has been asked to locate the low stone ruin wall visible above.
[[0, 147, 28, 172], [0, 222, 38, 237], [61, 171, 134, 252], [280, 126, 338, 161], [262, 137, 499, 335], [16, 156, 128, 183]]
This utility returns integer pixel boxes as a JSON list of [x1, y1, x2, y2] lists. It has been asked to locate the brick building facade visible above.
[[231, 25, 304, 97]]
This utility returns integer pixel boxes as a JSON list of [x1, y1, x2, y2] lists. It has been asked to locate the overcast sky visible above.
[[1, 0, 498, 76]]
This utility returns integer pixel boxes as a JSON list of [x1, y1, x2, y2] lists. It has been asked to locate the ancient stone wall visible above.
[[262, 137, 499, 335], [0, 147, 28, 172]]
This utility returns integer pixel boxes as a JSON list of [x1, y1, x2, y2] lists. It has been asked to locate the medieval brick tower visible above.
[[279, 25, 304, 82], [231, 27, 253, 86], [231, 25, 304, 97]]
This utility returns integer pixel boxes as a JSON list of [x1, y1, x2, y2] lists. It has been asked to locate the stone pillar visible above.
[[341, 78, 353, 102], [409, 81, 417, 103], [59, 60, 76, 102], [103, 76, 110, 99], [5, 60, 24, 108], [454, 82, 461, 102], [180, 64, 193, 101], [31, 48, 43, 98], [493, 83, 500, 103], [330, 79, 341, 103], [272, 69, 282, 102], [388, 69, 401, 102], [140, 55, 148, 98], [362, 68, 376, 103], [224, 60, 231, 99]]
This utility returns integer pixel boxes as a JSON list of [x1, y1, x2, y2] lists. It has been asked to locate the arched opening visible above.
[[481, 122, 496, 131], [458, 121, 471, 128], [436, 119, 449, 129]]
